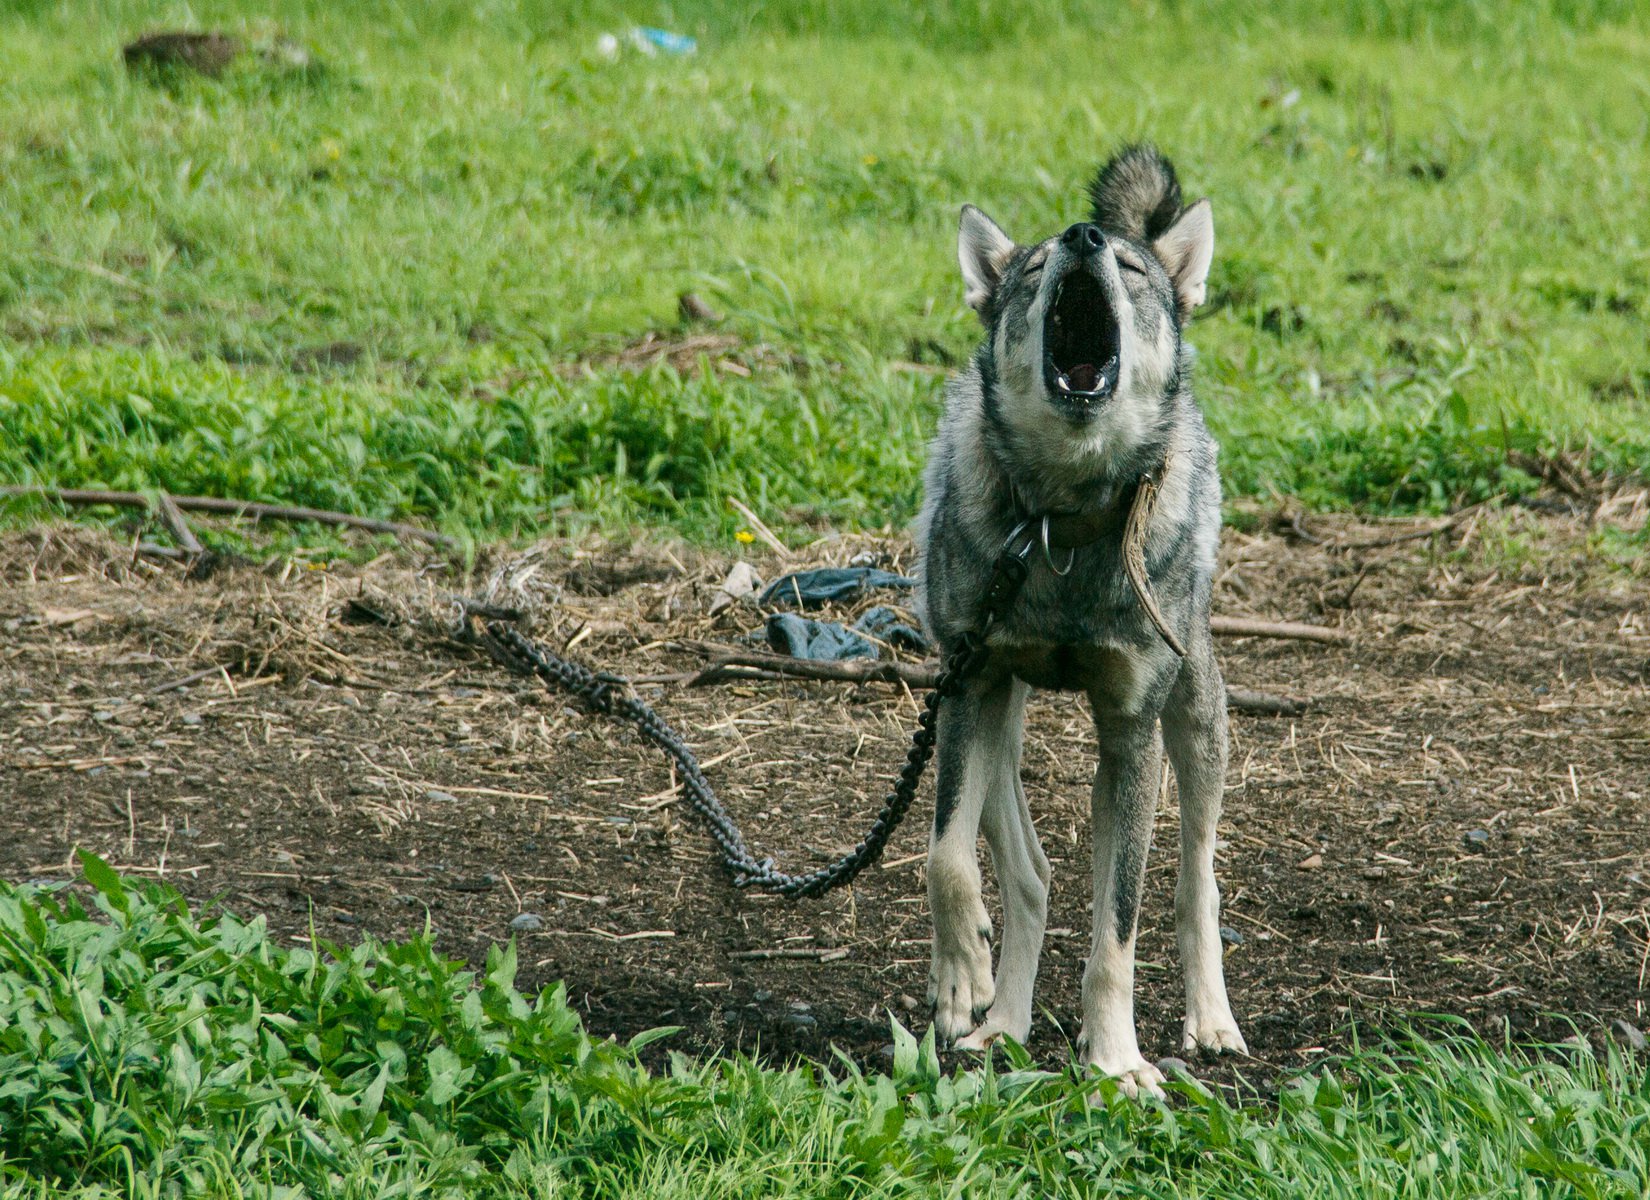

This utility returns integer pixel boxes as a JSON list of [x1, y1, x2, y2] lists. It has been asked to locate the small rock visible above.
[[424, 788, 458, 804], [1611, 1019, 1647, 1053], [720, 1010, 740, 1025], [1155, 1056, 1191, 1076], [1463, 829, 1491, 851], [1296, 853, 1324, 870], [678, 291, 722, 324], [123, 31, 244, 77], [753, 989, 773, 1004], [787, 1000, 813, 1013], [509, 912, 545, 933], [1219, 926, 1243, 946], [708, 561, 763, 616], [180, 713, 203, 727], [94, 710, 115, 723], [448, 874, 497, 893], [782, 1012, 817, 1032], [1360, 866, 1388, 880], [895, 993, 920, 1013]]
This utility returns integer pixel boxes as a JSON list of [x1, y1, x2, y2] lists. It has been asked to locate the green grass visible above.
[[3, 1, 1649, 548], [3, 860, 1647, 1199]]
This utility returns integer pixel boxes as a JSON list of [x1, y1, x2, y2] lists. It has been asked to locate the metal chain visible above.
[[479, 622, 975, 899], [468, 523, 1043, 899]]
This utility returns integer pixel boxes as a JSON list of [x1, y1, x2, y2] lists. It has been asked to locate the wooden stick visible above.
[[692, 651, 935, 688], [729, 947, 850, 962], [154, 492, 204, 558], [3, 486, 457, 548], [1209, 616, 1350, 645], [688, 650, 1309, 715]]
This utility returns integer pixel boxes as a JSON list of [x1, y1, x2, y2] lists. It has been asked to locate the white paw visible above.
[[1182, 1014, 1248, 1057], [1095, 1057, 1166, 1101], [952, 1008, 1030, 1052], [928, 935, 994, 1044]]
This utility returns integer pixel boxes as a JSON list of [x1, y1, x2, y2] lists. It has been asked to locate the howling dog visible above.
[[916, 144, 1244, 1096]]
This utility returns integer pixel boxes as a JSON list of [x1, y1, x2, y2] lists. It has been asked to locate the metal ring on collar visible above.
[[1039, 515, 1076, 576], [1000, 517, 1037, 561]]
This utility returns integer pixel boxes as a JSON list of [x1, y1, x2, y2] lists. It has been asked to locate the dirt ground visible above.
[[3, 504, 1648, 1087]]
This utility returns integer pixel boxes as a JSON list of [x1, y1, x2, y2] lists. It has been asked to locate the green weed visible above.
[[2, 2, 1648, 548], [3, 861, 1648, 1198]]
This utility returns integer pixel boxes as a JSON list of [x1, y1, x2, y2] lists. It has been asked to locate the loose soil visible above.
[[3, 507, 1648, 1088]]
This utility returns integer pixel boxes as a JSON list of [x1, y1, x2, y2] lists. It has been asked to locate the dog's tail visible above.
[[1087, 144, 1185, 241]]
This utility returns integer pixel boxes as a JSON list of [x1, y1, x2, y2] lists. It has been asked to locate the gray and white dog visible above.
[[915, 144, 1245, 1096]]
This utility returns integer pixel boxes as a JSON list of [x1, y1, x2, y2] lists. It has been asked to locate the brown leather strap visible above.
[[1122, 466, 1187, 658]]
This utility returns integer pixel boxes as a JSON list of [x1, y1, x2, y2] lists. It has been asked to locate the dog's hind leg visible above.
[[1162, 636, 1247, 1058], [956, 680, 1048, 1049], [1078, 709, 1165, 1097], [927, 675, 1024, 1044]]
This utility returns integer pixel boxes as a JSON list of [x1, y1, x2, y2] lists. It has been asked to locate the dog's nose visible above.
[[1060, 223, 1105, 256]]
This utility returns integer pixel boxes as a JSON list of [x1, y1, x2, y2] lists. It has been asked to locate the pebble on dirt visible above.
[[509, 912, 545, 933], [1611, 1019, 1647, 1053]]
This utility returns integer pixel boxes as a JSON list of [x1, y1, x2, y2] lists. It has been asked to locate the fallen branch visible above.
[[1209, 616, 1350, 645], [3, 486, 457, 548], [688, 650, 1309, 716]]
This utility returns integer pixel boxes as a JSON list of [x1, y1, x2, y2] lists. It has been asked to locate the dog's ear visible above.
[[1152, 198, 1214, 318], [958, 205, 1015, 314]]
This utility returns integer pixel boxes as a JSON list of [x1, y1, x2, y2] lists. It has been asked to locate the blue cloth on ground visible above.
[[765, 605, 930, 661], [759, 567, 914, 610]]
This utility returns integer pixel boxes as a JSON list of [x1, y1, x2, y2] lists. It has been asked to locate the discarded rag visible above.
[[759, 566, 914, 611], [765, 605, 929, 662]]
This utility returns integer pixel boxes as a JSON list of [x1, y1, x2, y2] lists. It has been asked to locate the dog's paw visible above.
[[928, 939, 994, 1044], [1181, 1015, 1248, 1058], [952, 1008, 1030, 1052], [1090, 1056, 1166, 1101]]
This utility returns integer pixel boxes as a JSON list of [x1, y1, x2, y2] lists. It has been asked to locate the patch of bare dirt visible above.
[[2, 511, 1648, 1085]]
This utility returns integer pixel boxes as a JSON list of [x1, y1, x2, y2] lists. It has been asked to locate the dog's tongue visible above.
[[1067, 363, 1100, 392]]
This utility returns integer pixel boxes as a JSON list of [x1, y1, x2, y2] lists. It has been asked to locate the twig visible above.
[[147, 666, 223, 696], [726, 496, 790, 559], [1209, 616, 1351, 645], [688, 650, 1309, 715], [3, 486, 457, 548], [729, 947, 850, 962], [1223, 687, 1309, 717], [691, 651, 936, 688], [155, 492, 206, 559]]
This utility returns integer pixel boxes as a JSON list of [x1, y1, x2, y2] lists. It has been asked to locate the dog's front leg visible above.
[[1079, 711, 1164, 1098], [927, 675, 1020, 1044], [956, 680, 1048, 1050], [1163, 636, 1247, 1058]]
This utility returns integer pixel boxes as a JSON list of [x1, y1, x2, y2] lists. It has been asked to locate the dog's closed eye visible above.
[[1116, 255, 1147, 276]]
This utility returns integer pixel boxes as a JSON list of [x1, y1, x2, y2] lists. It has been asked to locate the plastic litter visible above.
[[596, 27, 697, 58]]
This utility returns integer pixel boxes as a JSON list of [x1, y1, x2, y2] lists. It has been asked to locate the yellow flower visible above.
[[862, 154, 879, 166], [734, 530, 755, 544], [321, 138, 342, 161]]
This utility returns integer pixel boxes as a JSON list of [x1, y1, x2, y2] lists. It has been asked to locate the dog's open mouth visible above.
[[1043, 268, 1121, 412]]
